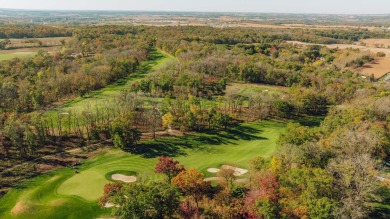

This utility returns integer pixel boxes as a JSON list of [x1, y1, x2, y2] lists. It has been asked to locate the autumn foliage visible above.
[[155, 156, 185, 182], [98, 182, 123, 207], [172, 168, 211, 208]]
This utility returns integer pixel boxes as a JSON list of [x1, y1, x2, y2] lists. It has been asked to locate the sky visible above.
[[0, 0, 389, 14]]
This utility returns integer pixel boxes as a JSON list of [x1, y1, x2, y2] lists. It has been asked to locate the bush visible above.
[[376, 52, 386, 57]]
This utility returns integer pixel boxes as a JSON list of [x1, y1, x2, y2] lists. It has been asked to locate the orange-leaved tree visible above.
[[172, 168, 210, 209]]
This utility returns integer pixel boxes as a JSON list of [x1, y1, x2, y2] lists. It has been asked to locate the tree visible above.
[[161, 112, 174, 134], [302, 93, 328, 115], [274, 100, 294, 118], [278, 168, 334, 219], [155, 156, 185, 183], [145, 102, 161, 139], [172, 168, 211, 209], [111, 182, 180, 219], [98, 182, 123, 207], [217, 168, 236, 191], [327, 155, 377, 219], [249, 156, 267, 172], [110, 119, 141, 151], [279, 123, 318, 146], [245, 171, 280, 219]]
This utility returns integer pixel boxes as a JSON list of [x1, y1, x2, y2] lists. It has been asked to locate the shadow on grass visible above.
[[135, 123, 266, 158]]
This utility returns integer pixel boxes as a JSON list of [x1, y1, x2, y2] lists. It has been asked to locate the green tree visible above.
[[302, 93, 328, 115], [274, 100, 294, 118], [112, 182, 180, 219], [111, 119, 141, 151]]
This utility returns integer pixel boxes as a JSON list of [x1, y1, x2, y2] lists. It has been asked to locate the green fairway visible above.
[[50, 49, 175, 114], [0, 120, 285, 219], [0, 53, 35, 61]]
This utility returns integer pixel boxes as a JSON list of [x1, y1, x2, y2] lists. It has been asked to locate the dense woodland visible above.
[[0, 24, 389, 218]]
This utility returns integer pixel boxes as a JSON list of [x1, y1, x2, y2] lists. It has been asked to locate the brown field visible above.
[[288, 40, 390, 78], [0, 37, 72, 61], [0, 46, 61, 54], [229, 23, 376, 30], [356, 57, 390, 78], [0, 46, 62, 61], [7, 37, 72, 48], [360, 38, 390, 48]]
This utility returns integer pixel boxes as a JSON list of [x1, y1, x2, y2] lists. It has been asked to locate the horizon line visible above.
[[1, 7, 390, 16]]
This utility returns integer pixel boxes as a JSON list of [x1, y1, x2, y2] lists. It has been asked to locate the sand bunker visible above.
[[103, 202, 120, 208], [111, 174, 137, 183], [207, 165, 248, 176], [207, 168, 220, 173]]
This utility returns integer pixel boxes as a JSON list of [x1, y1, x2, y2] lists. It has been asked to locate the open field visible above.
[[226, 82, 288, 97], [288, 40, 390, 78], [356, 57, 390, 79], [360, 39, 390, 48], [7, 37, 72, 48], [0, 46, 62, 61], [0, 37, 72, 61], [0, 120, 286, 219], [226, 23, 377, 30], [0, 53, 35, 61]]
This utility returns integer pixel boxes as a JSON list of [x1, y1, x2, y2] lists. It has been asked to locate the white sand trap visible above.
[[221, 165, 248, 176], [111, 174, 137, 183], [103, 202, 116, 208], [207, 168, 220, 173]]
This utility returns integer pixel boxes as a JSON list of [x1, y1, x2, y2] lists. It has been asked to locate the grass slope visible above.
[[0, 120, 285, 219]]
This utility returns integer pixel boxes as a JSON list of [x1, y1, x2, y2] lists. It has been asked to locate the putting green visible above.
[[57, 170, 108, 201]]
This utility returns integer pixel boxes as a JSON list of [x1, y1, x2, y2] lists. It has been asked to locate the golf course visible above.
[[0, 48, 290, 218], [0, 121, 286, 219]]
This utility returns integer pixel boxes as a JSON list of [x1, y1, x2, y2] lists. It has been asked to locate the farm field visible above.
[[288, 40, 390, 78], [7, 37, 72, 48], [0, 120, 286, 219], [0, 46, 62, 61], [0, 37, 72, 61], [356, 57, 390, 79]]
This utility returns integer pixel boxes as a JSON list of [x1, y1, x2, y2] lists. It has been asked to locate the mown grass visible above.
[[0, 53, 35, 61], [51, 49, 175, 114], [0, 120, 285, 219]]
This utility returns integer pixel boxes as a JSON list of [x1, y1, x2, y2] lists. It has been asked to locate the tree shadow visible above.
[[369, 206, 390, 219], [134, 123, 268, 158], [295, 116, 325, 127]]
